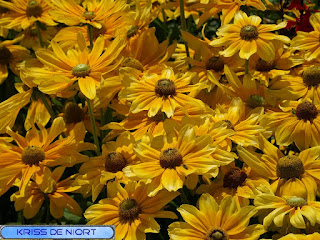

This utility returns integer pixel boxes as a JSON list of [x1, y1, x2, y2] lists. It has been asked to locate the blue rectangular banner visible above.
[[0, 225, 114, 239]]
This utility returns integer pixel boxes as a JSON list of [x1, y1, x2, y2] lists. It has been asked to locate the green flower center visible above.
[[22, 146, 45, 166], [277, 155, 305, 179], [105, 152, 127, 173], [160, 148, 183, 169], [72, 64, 91, 77], [26, 0, 43, 18], [83, 11, 96, 20], [302, 66, 320, 87], [287, 196, 307, 208], [223, 168, 247, 189], [206, 57, 224, 72], [255, 59, 275, 72], [121, 57, 144, 71], [127, 25, 139, 38], [295, 101, 318, 122], [240, 25, 259, 41], [206, 229, 229, 240], [0, 46, 12, 65], [246, 94, 266, 109], [119, 198, 141, 222], [63, 102, 85, 124], [155, 78, 176, 97]]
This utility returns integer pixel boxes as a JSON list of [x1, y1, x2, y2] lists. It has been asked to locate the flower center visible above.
[[277, 155, 305, 179], [63, 102, 85, 124], [287, 196, 307, 208], [26, 0, 43, 18], [118, 198, 141, 222], [160, 148, 183, 169], [246, 94, 266, 108], [222, 120, 234, 130], [127, 25, 139, 38], [206, 229, 229, 240], [105, 151, 127, 173], [206, 57, 224, 72], [223, 168, 247, 189], [295, 101, 318, 122], [155, 78, 176, 97], [0, 46, 12, 65], [83, 11, 96, 20], [240, 25, 259, 41], [255, 59, 275, 72], [121, 57, 144, 71], [149, 112, 166, 122], [302, 66, 320, 87], [21, 146, 45, 166], [72, 64, 91, 77]]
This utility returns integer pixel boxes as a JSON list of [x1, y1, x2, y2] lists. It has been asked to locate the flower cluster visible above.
[[1, 0, 320, 239]]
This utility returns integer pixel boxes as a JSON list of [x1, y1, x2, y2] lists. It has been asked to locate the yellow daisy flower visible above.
[[0, 0, 56, 30], [261, 99, 320, 150], [119, 67, 206, 118], [291, 12, 320, 61], [278, 232, 320, 240], [237, 135, 320, 200], [255, 193, 320, 229], [11, 167, 82, 219], [25, 32, 125, 99], [84, 181, 178, 240], [168, 194, 265, 240], [0, 117, 94, 197], [74, 131, 138, 202], [124, 124, 235, 196], [210, 11, 290, 61]]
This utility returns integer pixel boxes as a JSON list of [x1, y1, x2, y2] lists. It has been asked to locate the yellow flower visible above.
[[291, 12, 320, 61], [168, 194, 265, 240], [0, 0, 56, 30], [119, 67, 206, 118], [0, 35, 30, 84], [11, 167, 82, 219], [84, 181, 178, 240], [124, 124, 235, 196], [210, 11, 290, 61], [255, 193, 320, 229], [25, 32, 125, 99], [278, 232, 320, 240], [261, 99, 320, 150], [74, 131, 138, 202], [237, 135, 320, 201], [0, 117, 94, 197]]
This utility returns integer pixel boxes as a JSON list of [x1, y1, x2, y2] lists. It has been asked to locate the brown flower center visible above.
[[246, 94, 266, 108], [105, 151, 127, 173], [83, 11, 96, 20], [160, 148, 183, 169], [21, 146, 45, 166], [277, 155, 305, 179], [240, 25, 258, 41], [223, 168, 247, 189], [155, 78, 176, 97], [63, 102, 85, 124], [206, 228, 229, 240], [92, 24, 107, 39], [222, 120, 234, 130], [295, 101, 318, 122], [119, 198, 141, 222], [255, 59, 275, 72], [149, 112, 166, 122], [0, 46, 12, 65], [121, 57, 144, 71], [286, 196, 307, 208], [26, 0, 43, 18], [72, 64, 91, 77], [127, 25, 139, 38], [206, 57, 224, 72], [302, 66, 320, 87]]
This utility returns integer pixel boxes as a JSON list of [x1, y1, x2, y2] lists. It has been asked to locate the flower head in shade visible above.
[[210, 11, 290, 61], [84, 181, 178, 240], [168, 194, 265, 240]]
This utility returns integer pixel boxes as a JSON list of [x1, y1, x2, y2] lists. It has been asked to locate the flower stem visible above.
[[35, 88, 56, 120], [245, 59, 249, 74], [162, 8, 168, 35], [179, 0, 190, 60], [44, 194, 50, 224], [86, 97, 101, 155], [36, 21, 44, 48], [87, 24, 93, 49]]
